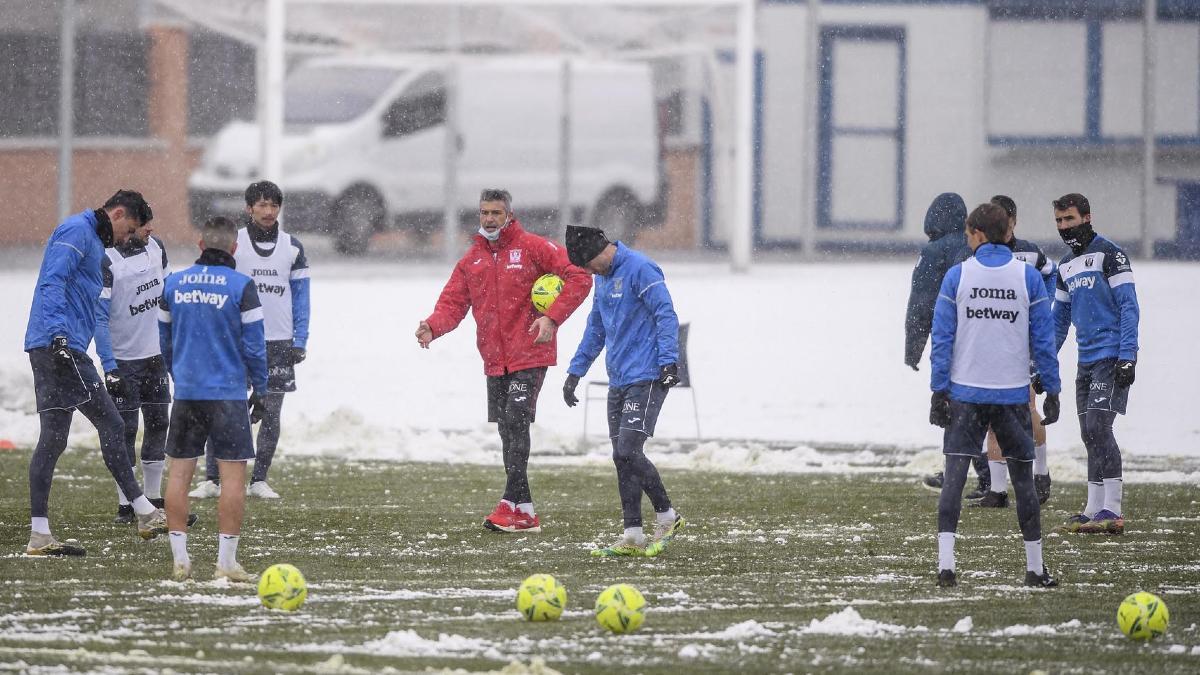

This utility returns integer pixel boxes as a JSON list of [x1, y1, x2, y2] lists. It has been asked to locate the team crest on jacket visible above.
[[509, 250, 522, 263], [611, 277, 624, 298]]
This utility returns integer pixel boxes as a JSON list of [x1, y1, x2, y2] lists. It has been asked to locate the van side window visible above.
[[383, 72, 446, 137]]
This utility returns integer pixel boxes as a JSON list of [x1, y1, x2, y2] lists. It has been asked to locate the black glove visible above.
[[929, 391, 951, 428], [1031, 373, 1045, 395], [563, 374, 580, 407], [658, 364, 680, 389], [291, 347, 307, 365], [1042, 392, 1060, 426], [248, 392, 267, 424], [104, 371, 127, 399], [50, 336, 73, 373], [1115, 359, 1136, 388]]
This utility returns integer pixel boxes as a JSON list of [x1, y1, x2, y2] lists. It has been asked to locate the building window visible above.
[[188, 32, 256, 137]]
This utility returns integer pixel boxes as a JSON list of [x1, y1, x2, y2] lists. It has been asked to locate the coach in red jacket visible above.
[[416, 188, 591, 533]]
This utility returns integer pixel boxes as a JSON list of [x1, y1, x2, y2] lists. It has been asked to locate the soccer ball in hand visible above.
[[516, 573, 567, 621], [531, 274, 563, 314], [1117, 591, 1169, 640], [258, 563, 308, 611], [594, 583, 645, 633]]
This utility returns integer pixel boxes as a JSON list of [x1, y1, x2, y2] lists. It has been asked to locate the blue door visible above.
[[1177, 183, 1200, 259]]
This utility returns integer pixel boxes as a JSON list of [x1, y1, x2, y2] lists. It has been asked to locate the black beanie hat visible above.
[[566, 226, 610, 267]]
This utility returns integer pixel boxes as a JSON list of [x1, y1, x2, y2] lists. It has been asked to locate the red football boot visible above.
[[484, 501, 517, 532], [511, 510, 542, 533]]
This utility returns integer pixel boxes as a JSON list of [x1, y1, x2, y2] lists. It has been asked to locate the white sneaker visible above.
[[137, 509, 168, 541], [188, 480, 221, 499], [247, 481, 280, 499], [214, 562, 256, 583], [172, 562, 193, 582]]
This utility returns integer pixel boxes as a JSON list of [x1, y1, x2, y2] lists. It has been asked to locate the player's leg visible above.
[[1076, 357, 1129, 533], [1030, 386, 1052, 504], [991, 403, 1056, 586], [247, 393, 285, 498], [139, 359, 170, 506], [972, 428, 1009, 507], [211, 400, 256, 581], [936, 399, 988, 586], [497, 368, 546, 531], [483, 375, 518, 531], [112, 404, 140, 522], [627, 380, 682, 546], [1063, 363, 1103, 531], [593, 384, 649, 556], [164, 400, 210, 579]]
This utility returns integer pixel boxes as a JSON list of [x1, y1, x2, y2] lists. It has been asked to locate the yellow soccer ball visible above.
[[258, 564, 307, 612], [594, 583, 645, 633], [516, 573, 567, 621], [531, 274, 564, 314], [1117, 591, 1169, 640]]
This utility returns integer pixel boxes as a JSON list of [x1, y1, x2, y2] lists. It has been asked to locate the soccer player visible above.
[[562, 226, 685, 557], [23, 189, 167, 555], [971, 195, 1057, 508], [190, 180, 310, 500], [904, 192, 990, 498], [94, 214, 176, 523], [930, 203, 1061, 588], [1050, 193, 1139, 535], [416, 189, 591, 533], [160, 216, 268, 582]]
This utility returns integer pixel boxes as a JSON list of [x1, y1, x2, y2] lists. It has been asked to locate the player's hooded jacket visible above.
[[931, 243, 1061, 404], [234, 220, 311, 349], [1053, 234, 1139, 363], [24, 209, 114, 353], [568, 242, 680, 389], [94, 236, 169, 371], [904, 193, 970, 368], [425, 219, 592, 376], [158, 249, 269, 400]]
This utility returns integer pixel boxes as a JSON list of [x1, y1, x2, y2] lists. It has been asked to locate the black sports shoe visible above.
[[937, 569, 957, 588], [147, 499, 199, 528], [1025, 567, 1058, 588], [113, 504, 135, 524], [969, 491, 1009, 508], [922, 472, 944, 492], [1035, 473, 1052, 505]]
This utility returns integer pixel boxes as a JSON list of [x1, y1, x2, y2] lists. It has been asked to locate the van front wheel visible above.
[[591, 190, 641, 244], [333, 188, 383, 255]]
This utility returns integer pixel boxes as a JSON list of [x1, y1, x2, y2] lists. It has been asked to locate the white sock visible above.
[[142, 461, 165, 500], [988, 461, 1009, 492], [31, 517, 51, 535], [516, 502, 534, 516], [500, 499, 515, 510], [1033, 444, 1048, 475], [115, 485, 130, 506], [937, 532, 956, 572], [217, 534, 240, 569], [1084, 482, 1104, 517], [656, 507, 677, 524], [624, 526, 645, 545], [1103, 477, 1124, 515], [131, 495, 156, 516], [1024, 539, 1043, 573], [169, 531, 189, 566]]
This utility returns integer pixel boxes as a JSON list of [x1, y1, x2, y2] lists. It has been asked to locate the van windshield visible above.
[[284, 66, 403, 124]]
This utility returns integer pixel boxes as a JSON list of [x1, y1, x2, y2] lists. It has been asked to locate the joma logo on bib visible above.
[[968, 287, 1017, 300], [134, 278, 161, 296]]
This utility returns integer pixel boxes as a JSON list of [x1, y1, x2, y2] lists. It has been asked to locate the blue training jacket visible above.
[[1053, 234, 1140, 364], [568, 242, 679, 388], [931, 243, 1061, 404], [158, 249, 269, 400], [24, 210, 107, 353]]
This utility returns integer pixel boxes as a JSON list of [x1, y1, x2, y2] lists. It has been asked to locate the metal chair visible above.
[[583, 322, 700, 439]]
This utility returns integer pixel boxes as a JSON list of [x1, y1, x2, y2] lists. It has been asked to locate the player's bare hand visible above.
[[415, 321, 433, 349], [529, 315, 557, 344]]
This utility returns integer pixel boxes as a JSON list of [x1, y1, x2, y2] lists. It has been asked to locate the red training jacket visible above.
[[425, 220, 593, 376]]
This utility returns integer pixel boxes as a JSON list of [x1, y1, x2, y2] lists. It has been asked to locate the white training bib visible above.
[[234, 227, 296, 341], [104, 238, 167, 360], [950, 257, 1031, 390]]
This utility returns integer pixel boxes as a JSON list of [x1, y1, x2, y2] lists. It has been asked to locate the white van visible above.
[[189, 55, 663, 254]]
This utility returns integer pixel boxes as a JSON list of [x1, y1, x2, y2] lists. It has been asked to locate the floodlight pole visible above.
[[262, 0, 286, 184], [730, 0, 755, 272], [558, 59, 573, 232], [1141, 0, 1156, 258], [57, 0, 76, 222], [442, 7, 462, 263]]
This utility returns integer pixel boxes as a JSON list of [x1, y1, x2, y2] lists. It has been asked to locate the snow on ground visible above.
[[0, 258, 1197, 472]]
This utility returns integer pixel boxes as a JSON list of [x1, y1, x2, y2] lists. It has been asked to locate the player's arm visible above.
[[568, 294, 606, 378], [637, 262, 680, 368], [239, 279, 270, 396], [1052, 270, 1072, 353], [93, 256, 118, 372], [157, 289, 174, 375], [154, 235, 170, 274], [289, 236, 311, 350], [1027, 268, 1061, 395], [38, 228, 89, 342], [535, 238, 592, 326], [424, 261, 472, 340], [1036, 250, 1056, 300], [903, 246, 941, 369], [1104, 251, 1140, 362], [928, 266, 960, 394]]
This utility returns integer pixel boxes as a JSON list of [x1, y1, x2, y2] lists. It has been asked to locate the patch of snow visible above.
[[801, 607, 919, 637], [952, 617, 972, 633]]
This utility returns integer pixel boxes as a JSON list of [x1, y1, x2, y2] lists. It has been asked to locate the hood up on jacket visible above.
[[923, 192, 967, 242]]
